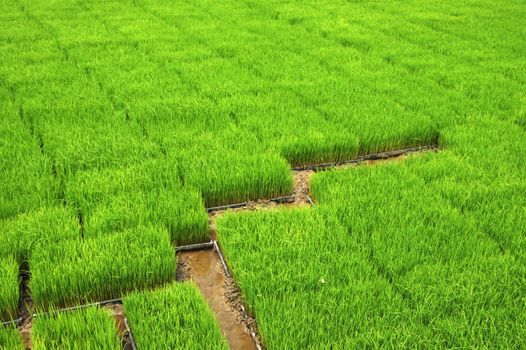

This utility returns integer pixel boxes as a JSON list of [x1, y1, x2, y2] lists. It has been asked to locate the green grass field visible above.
[[32, 307, 121, 350], [1, 0, 525, 348], [124, 283, 229, 349]]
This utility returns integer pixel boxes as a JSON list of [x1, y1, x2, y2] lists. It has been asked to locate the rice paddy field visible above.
[[0, 0, 525, 348]]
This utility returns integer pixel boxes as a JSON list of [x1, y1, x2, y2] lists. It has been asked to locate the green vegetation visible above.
[[218, 201, 525, 348], [217, 209, 420, 348], [0, 207, 79, 263], [218, 111, 526, 348], [0, 327, 24, 350], [64, 159, 179, 216], [32, 307, 120, 350], [66, 161, 208, 243], [0, 0, 525, 347], [124, 283, 228, 349], [42, 120, 160, 178], [226, 114, 525, 347], [180, 151, 293, 207], [0, 256, 18, 321], [0, 87, 57, 220], [85, 189, 208, 244], [30, 226, 175, 308]]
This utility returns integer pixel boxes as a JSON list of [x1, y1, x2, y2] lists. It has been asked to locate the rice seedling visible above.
[[440, 116, 526, 181], [41, 120, 161, 177], [124, 283, 228, 349], [312, 161, 502, 271], [217, 208, 424, 348], [83, 188, 208, 244], [1, 0, 525, 346], [64, 159, 180, 216], [181, 151, 293, 207], [30, 225, 175, 308], [517, 114, 526, 130], [0, 206, 79, 263], [0, 256, 18, 321], [277, 132, 360, 167], [0, 327, 24, 350], [403, 150, 526, 262], [66, 160, 208, 243], [310, 155, 526, 347], [147, 127, 293, 207], [0, 88, 57, 219], [218, 197, 526, 348], [32, 307, 120, 350]]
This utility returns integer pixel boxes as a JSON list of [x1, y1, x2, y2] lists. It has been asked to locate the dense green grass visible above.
[[0, 256, 18, 321], [180, 151, 293, 207], [311, 155, 525, 343], [0, 88, 57, 219], [218, 203, 525, 348], [30, 226, 176, 308], [0, 327, 24, 350], [0, 0, 525, 347], [85, 188, 208, 244], [0, 207, 79, 263], [124, 283, 228, 349], [217, 209, 422, 348], [32, 307, 121, 350], [1, 0, 523, 216], [66, 160, 209, 243]]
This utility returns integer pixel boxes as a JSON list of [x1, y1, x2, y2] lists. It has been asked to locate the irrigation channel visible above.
[[1, 145, 437, 350]]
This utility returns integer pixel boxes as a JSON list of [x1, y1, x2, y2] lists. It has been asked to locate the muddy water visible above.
[[179, 250, 258, 350], [106, 303, 131, 349]]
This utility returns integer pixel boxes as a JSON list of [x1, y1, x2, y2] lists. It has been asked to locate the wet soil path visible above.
[[178, 250, 259, 350]]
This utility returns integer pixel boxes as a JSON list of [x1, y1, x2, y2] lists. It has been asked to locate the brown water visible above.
[[106, 303, 135, 350], [178, 250, 258, 350]]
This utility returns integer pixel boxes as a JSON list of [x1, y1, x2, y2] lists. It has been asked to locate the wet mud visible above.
[[178, 250, 262, 350], [19, 271, 32, 350], [106, 303, 135, 350]]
